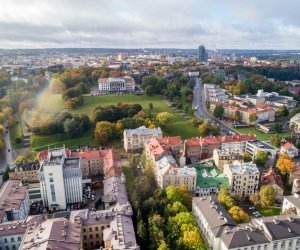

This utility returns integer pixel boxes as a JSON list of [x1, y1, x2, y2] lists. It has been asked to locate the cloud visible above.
[[0, 0, 299, 49]]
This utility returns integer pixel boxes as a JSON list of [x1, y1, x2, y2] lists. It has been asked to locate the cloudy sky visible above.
[[0, 0, 300, 49]]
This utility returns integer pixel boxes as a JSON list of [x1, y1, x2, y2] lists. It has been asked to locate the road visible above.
[[0, 123, 13, 171], [193, 78, 239, 136]]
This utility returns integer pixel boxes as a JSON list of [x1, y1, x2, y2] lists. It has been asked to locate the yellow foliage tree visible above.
[[276, 154, 296, 176]]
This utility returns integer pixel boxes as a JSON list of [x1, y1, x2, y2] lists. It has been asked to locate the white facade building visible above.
[[223, 160, 260, 196], [193, 196, 300, 250], [203, 84, 229, 104], [98, 76, 135, 92], [123, 126, 162, 152], [39, 148, 82, 211]]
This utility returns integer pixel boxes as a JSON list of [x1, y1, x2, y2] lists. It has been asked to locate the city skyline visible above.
[[0, 0, 300, 49]]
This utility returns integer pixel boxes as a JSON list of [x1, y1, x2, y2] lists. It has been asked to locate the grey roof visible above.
[[248, 140, 276, 150], [193, 197, 237, 237], [254, 214, 300, 241], [220, 223, 269, 249], [284, 195, 300, 210]]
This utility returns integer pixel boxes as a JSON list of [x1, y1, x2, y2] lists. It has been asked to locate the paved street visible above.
[[0, 123, 13, 171], [193, 78, 239, 136]]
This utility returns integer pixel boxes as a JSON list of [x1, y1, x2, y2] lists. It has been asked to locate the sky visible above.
[[0, 0, 300, 49]]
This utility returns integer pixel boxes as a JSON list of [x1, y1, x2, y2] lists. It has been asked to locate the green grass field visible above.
[[30, 94, 199, 150], [10, 115, 23, 149], [257, 207, 281, 216], [236, 127, 291, 141]]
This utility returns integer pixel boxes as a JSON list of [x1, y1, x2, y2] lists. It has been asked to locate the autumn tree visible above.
[[213, 104, 224, 119], [217, 186, 235, 210], [276, 154, 296, 177], [94, 121, 114, 145], [235, 110, 242, 121], [148, 214, 166, 250], [166, 185, 192, 211], [243, 152, 252, 162], [198, 119, 220, 137], [228, 206, 250, 223], [260, 185, 275, 209], [270, 134, 282, 148]]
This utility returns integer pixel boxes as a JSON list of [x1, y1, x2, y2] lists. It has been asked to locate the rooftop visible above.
[[0, 180, 28, 221], [226, 160, 259, 175], [124, 126, 162, 136], [248, 140, 276, 150], [194, 166, 229, 188]]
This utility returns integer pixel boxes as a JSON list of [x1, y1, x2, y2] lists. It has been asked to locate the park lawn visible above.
[[30, 94, 199, 150], [236, 127, 291, 141], [30, 130, 95, 151], [10, 115, 23, 149], [257, 207, 281, 216]]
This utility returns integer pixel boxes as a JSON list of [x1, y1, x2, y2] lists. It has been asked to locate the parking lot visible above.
[[241, 205, 262, 218]]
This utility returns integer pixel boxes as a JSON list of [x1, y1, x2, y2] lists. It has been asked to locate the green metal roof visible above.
[[194, 165, 229, 188]]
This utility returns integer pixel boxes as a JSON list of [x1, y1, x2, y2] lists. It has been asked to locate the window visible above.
[[11, 237, 14, 242], [95, 227, 98, 231], [89, 228, 92, 232], [4, 239, 7, 243], [90, 235, 93, 239], [83, 228, 86, 233], [50, 184, 56, 202], [49, 177, 54, 182], [83, 235, 87, 240]]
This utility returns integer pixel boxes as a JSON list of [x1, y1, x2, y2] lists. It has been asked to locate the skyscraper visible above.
[[198, 45, 207, 62]]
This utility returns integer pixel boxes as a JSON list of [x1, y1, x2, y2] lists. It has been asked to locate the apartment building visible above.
[[203, 84, 229, 103], [193, 196, 300, 250], [185, 134, 256, 161], [145, 137, 196, 192], [98, 76, 135, 93], [194, 166, 229, 197], [0, 216, 42, 250], [155, 155, 196, 192], [210, 101, 276, 124], [213, 148, 244, 172], [124, 126, 162, 152], [9, 161, 40, 184], [246, 140, 277, 166], [39, 148, 82, 211], [20, 216, 82, 250], [223, 160, 260, 197], [290, 113, 300, 133], [280, 142, 299, 158], [282, 193, 300, 216], [0, 180, 29, 223]]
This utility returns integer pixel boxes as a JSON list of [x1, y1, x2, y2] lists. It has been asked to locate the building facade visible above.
[[39, 148, 82, 211], [98, 76, 135, 93], [124, 126, 162, 152], [213, 149, 244, 172], [223, 160, 260, 197], [0, 180, 29, 223]]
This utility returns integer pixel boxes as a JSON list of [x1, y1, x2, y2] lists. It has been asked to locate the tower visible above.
[[198, 45, 207, 62]]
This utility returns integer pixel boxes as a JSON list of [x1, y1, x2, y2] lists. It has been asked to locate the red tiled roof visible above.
[[282, 142, 294, 149], [157, 136, 182, 146], [261, 167, 283, 189]]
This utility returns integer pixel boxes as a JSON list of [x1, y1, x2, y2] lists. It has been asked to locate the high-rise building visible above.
[[198, 45, 207, 62]]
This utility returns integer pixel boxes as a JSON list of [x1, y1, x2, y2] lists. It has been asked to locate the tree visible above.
[[167, 201, 188, 216], [276, 154, 296, 177], [148, 214, 165, 250], [235, 110, 242, 121], [260, 185, 275, 209], [94, 121, 114, 145], [137, 219, 148, 248], [249, 193, 260, 206], [213, 104, 224, 118], [156, 112, 174, 131], [145, 86, 154, 96], [157, 240, 170, 250], [296, 139, 300, 150], [217, 186, 235, 210], [148, 103, 154, 110], [254, 151, 269, 166], [198, 119, 220, 137], [273, 123, 283, 133], [2, 166, 9, 182], [63, 118, 83, 137], [14, 156, 26, 163], [270, 134, 282, 148], [166, 185, 192, 211], [243, 152, 252, 162], [249, 113, 258, 124], [228, 206, 250, 223]]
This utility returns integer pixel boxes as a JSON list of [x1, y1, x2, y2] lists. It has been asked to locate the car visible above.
[[8, 149, 10, 152], [92, 197, 95, 201], [249, 207, 255, 210]]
